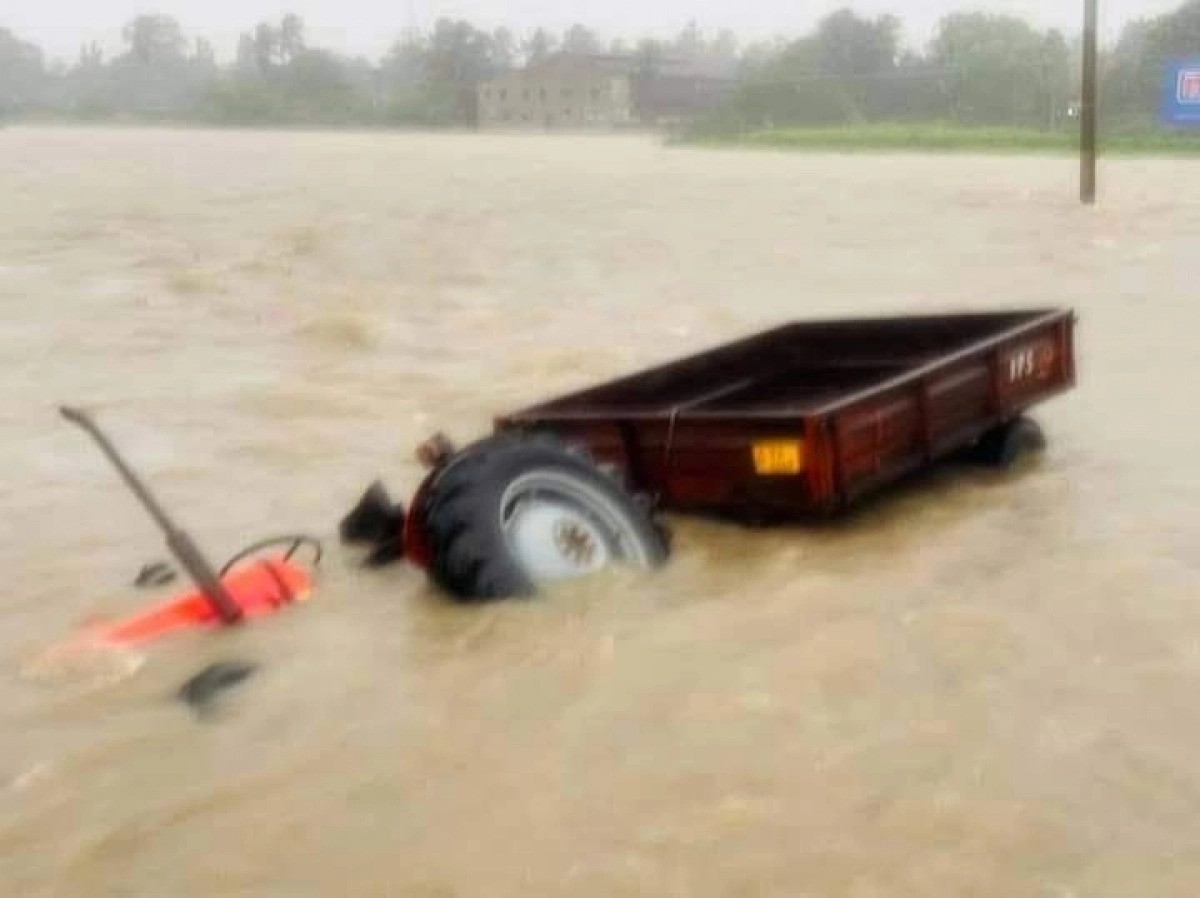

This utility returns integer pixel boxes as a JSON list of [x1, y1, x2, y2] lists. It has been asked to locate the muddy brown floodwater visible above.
[[1, 127, 1199, 897]]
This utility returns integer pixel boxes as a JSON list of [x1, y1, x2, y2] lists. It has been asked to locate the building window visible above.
[[591, 88, 601, 101], [562, 88, 573, 98], [523, 89, 531, 100], [539, 88, 547, 100], [564, 108, 572, 117], [500, 88, 507, 100]]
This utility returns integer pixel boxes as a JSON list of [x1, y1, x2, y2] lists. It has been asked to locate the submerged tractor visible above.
[[48, 307, 1076, 665], [345, 308, 1077, 601]]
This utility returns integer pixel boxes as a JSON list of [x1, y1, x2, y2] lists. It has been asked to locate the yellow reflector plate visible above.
[[752, 440, 805, 476]]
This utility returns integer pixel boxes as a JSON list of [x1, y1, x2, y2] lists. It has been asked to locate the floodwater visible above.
[[1, 127, 1198, 896]]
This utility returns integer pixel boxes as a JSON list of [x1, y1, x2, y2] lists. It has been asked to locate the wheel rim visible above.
[[500, 470, 652, 583]]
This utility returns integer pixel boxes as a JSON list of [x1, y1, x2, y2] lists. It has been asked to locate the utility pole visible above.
[[1080, 0, 1099, 204]]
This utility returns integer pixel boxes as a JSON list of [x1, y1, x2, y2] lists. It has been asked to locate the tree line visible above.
[[699, 1, 1200, 136], [1, 3, 1198, 130], [0, 15, 737, 126], [699, 11, 1073, 135]]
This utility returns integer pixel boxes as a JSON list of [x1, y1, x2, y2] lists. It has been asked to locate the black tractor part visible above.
[[970, 416, 1047, 469], [339, 481, 407, 567]]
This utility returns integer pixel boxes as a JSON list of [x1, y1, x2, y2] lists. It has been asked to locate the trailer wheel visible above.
[[972, 417, 1046, 469], [420, 434, 669, 601]]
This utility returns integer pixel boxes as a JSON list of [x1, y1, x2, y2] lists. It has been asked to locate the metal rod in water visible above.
[[60, 406, 243, 625]]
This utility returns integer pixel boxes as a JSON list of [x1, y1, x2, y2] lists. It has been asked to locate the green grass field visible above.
[[683, 123, 1200, 157]]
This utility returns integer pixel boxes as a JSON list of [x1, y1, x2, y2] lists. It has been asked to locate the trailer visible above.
[[495, 308, 1077, 520], [347, 309, 1077, 601]]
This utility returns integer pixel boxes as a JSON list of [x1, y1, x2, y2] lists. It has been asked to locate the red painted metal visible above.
[[402, 470, 439, 570], [73, 558, 313, 649], [494, 309, 1077, 519]]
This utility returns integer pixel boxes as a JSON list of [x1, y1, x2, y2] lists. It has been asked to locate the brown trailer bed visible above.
[[495, 309, 1077, 520]]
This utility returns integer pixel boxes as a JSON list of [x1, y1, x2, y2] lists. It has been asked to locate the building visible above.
[[477, 55, 635, 130], [477, 54, 738, 130]]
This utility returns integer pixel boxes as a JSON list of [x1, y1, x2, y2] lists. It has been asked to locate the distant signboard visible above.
[[1163, 59, 1200, 125]]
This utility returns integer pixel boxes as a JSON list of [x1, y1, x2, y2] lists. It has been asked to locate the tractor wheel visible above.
[[420, 434, 669, 601]]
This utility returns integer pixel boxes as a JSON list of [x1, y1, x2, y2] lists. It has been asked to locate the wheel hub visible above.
[[498, 468, 655, 587], [504, 499, 612, 581], [554, 519, 599, 566]]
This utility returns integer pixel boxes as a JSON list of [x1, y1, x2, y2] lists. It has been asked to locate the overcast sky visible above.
[[5, 0, 1182, 63]]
